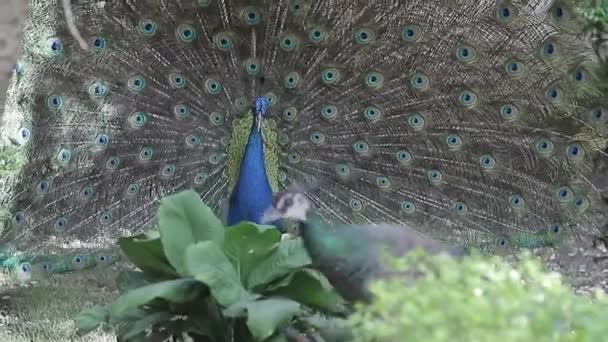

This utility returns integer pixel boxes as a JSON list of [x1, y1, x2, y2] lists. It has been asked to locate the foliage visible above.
[[578, 0, 608, 32], [74, 189, 350, 342], [349, 250, 608, 342]]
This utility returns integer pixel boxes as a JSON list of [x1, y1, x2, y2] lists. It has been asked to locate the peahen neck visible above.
[[227, 119, 275, 226], [300, 211, 348, 261]]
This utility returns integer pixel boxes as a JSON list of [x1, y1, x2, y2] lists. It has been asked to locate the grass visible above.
[[0, 267, 120, 341]]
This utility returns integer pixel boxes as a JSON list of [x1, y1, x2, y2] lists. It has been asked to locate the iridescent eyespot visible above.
[[243, 58, 262, 76], [176, 24, 197, 42], [479, 154, 496, 170], [589, 107, 606, 124], [410, 72, 430, 91], [205, 78, 222, 94], [279, 33, 299, 51], [408, 113, 425, 130], [283, 107, 298, 121], [127, 183, 140, 196], [349, 198, 362, 211], [161, 164, 176, 177], [210, 112, 224, 126], [455, 44, 476, 63], [310, 131, 325, 144], [451, 201, 468, 215], [174, 104, 190, 119], [13, 211, 25, 225], [17, 127, 31, 143], [496, 3, 517, 22], [335, 163, 351, 178], [321, 104, 337, 120], [265, 93, 278, 106], [128, 76, 146, 93], [309, 26, 327, 44], [105, 156, 120, 170], [289, 0, 310, 15], [90, 36, 107, 52], [213, 32, 233, 51], [99, 211, 113, 225], [548, 223, 562, 236], [500, 104, 519, 121], [56, 148, 72, 164], [427, 169, 443, 185], [321, 67, 340, 85], [197, 0, 211, 7], [194, 172, 208, 185], [354, 28, 375, 45], [53, 217, 67, 231], [36, 180, 50, 194], [139, 147, 153, 161], [401, 201, 416, 214], [139, 19, 158, 36], [508, 194, 525, 210], [208, 153, 221, 164], [46, 37, 63, 56], [80, 186, 94, 200], [365, 71, 384, 89], [556, 186, 574, 204], [353, 139, 370, 154], [570, 68, 587, 84], [446, 133, 463, 150], [47, 94, 63, 109], [72, 254, 86, 268], [505, 59, 525, 77], [94, 134, 109, 148], [571, 194, 589, 213], [363, 105, 382, 121], [396, 149, 412, 164], [288, 152, 301, 164], [535, 138, 554, 156], [540, 40, 558, 59], [458, 90, 478, 107], [169, 73, 187, 89], [241, 6, 261, 25], [284, 71, 301, 89], [376, 176, 391, 189], [545, 86, 562, 103], [565, 143, 584, 162], [401, 24, 421, 43], [186, 134, 201, 146], [129, 112, 147, 128], [88, 81, 107, 98]]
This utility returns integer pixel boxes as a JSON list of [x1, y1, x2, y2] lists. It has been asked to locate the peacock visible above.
[[1, 0, 608, 279], [261, 183, 464, 302]]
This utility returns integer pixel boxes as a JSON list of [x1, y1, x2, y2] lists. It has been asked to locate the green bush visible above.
[[74, 190, 350, 342], [349, 251, 608, 342]]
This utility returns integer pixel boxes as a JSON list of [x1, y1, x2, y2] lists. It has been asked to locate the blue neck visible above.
[[227, 123, 280, 229]]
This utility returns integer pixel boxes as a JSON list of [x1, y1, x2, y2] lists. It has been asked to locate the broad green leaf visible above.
[[268, 269, 345, 313], [185, 241, 258, 307], [246, 298, 301, 341], [158, 190, 225, 275], [247, 238, 312, 290], [74, 305, 108, 336], [109, 279, 202, 318], [118, 311, 173, 341], [223, 222, 282, 286], [118, 235, 177, 278], [302, 314, 353, 342], [116, 271, 149, 293]]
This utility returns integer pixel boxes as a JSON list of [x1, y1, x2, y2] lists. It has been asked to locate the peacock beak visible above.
[[256, 113, 263, 132], [260, 206, 282, 224]]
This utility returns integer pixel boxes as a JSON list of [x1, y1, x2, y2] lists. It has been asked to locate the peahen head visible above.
[[260, 184, 314, 223]]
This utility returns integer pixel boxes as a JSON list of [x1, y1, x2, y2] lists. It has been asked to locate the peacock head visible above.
[[252, 96, 269, 132], [260, 183, 314, 223]]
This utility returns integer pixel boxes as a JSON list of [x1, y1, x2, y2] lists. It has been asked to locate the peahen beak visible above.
[[256, 113, 263, 132], [260, 206, 282, 224]]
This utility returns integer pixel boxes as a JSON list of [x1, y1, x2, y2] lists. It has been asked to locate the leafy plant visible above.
[[578, 0, 608, 32], [349, 250, 608, 342], [74, 190, 350, 341]]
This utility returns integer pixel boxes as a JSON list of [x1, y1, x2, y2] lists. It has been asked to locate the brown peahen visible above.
[[1, 0, 608, 279]]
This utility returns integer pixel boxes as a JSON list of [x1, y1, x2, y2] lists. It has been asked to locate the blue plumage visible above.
[[227, 97, 279, 228]]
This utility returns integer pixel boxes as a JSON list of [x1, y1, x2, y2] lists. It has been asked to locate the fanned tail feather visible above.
[[0, 0, 607, 267]]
